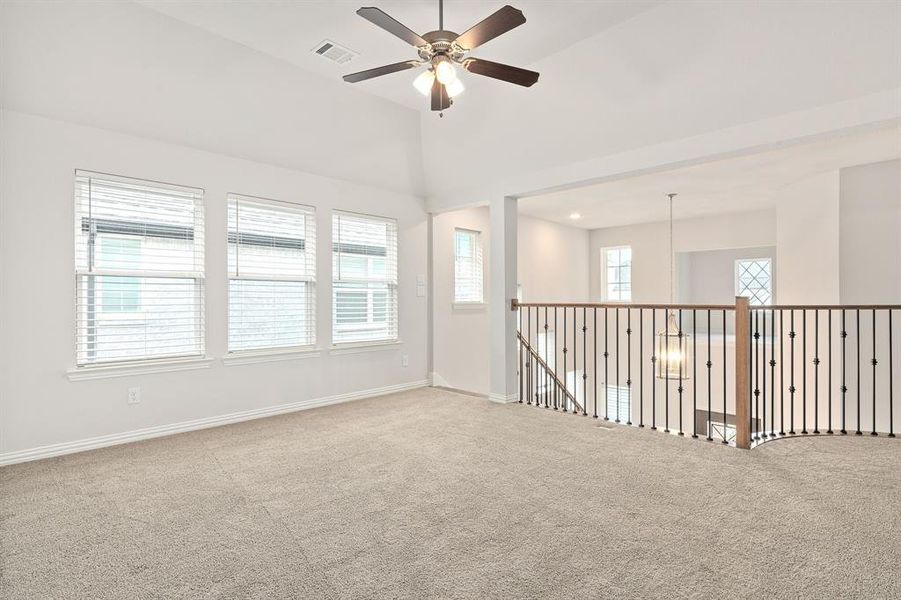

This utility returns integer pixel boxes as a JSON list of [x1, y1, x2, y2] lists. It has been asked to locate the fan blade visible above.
[[462, 58, 539, 87], [343, 60, 421, 83], [431, 78, 450, 111], [454, 5, 526, 51], [357, 7, 428, 47]]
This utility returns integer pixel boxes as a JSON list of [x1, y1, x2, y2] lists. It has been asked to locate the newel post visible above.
[[734, 296, 751, 449]]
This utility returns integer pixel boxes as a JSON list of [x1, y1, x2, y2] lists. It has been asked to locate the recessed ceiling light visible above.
[[569, 212, 582, 220]]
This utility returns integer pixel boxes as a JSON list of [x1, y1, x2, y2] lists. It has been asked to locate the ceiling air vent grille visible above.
[[313, 40, 357, 65]]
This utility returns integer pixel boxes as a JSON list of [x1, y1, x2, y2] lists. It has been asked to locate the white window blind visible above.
[[228, 195, 316, 352], [332, 211, 398, 344], [454, 228, 483, 303], [74, 171, 204, 366], [602, 246, 632, 301]]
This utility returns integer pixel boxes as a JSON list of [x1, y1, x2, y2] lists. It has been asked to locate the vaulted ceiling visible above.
[[2, 1, 898, 212]]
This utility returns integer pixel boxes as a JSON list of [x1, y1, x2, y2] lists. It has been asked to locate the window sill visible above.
[[67, 356, 214, 381], [453, 302, 487, 310], [222, 347, 321, 366], [329, 340, 402, 355]]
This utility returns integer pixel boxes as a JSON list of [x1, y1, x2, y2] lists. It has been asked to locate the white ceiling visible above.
[[137, 0, 659, 111], [519, 127, 901, 230]]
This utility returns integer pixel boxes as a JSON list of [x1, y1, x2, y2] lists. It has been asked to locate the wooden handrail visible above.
[[517, 332, 583, 414], [750, 304, 901, 310], [512, 299, 735, 311], [511, 299, 901, 311]]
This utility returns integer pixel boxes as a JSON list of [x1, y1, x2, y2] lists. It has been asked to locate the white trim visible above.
[[222, 347, 322, 366], [452, 302, 487, 310], [67, 357, 214, 381], [0, 379, 430, 466], [329, 339, 402, 355], [488, 392, 519, 404]]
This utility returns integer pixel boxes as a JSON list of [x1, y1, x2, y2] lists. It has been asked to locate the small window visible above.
[[454, 228, 483, 303], [74, 171, 205, 366], [606, 384, 631, 422], [601, 246, 631, 301], [735, 258, 773, 305], [332, 211, 398, 344], [228, 195, 316, 352]]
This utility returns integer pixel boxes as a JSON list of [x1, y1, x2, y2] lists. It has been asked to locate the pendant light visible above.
[[656, 193, 691, 380]]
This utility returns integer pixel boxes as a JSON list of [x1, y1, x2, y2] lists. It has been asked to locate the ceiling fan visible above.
[[343, 0, 539, 112]]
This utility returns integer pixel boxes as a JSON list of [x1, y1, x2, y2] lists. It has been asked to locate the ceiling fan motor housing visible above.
[[418, 30, 467, 63]]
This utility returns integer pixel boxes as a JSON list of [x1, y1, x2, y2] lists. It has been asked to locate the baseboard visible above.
[[488, 392, 519, 404], [0, 379, 430, 467]]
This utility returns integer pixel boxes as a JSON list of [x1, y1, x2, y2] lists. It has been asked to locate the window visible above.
[[709, 420, 736, 443], [601, 246, 631, 301], [228, 195, 316, 352], [606, 384, 631, 422], [75, 171, 204, 366], [332, 211, 398, 344], [735, 258, 772, 305], [454, 228, 483, 303]]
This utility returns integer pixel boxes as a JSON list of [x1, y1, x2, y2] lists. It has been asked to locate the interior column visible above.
[[489, 196, 519, 403]]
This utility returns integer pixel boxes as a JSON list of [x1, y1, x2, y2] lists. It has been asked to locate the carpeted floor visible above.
[[2, 387, 900, 599]]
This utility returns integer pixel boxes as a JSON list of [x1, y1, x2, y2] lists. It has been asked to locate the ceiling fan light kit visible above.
[[343, 1, 540, 113]]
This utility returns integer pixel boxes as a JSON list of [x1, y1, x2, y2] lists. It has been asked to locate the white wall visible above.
[[0, 1, 425, 196], [0, 110, 429, 456], [423, 1, 901, 210], [589, 210, 777, 303], [840, 159, 901, 304], [775, 171, 841, 304], [431, 208, 588, 394]]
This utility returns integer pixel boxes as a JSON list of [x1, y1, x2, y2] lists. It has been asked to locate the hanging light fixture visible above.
[[656, 193, 691, 380]]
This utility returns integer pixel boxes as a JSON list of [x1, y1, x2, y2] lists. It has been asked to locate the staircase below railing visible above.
[[513, 298, 900, 449], [518, 331, 582, 414]]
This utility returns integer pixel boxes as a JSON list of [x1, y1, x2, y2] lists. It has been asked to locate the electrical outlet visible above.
[[402, 354, 409, 367], [127, 387, 141, 405]]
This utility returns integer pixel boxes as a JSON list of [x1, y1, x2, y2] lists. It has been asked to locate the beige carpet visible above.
[[2, 387, 900, 599]]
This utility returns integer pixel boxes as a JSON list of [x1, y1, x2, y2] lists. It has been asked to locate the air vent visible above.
[[312, 40, 357, 65]]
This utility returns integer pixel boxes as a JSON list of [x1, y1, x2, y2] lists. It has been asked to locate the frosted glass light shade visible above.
[[413, 70, 435, 96], [445, 78, 465, 97], [435, 59, 457, 84]]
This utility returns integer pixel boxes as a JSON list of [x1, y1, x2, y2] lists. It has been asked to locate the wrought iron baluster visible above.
[[639, 309, 644, 428], [814, 309, 819, 434], [890, 310, 895, 438], [651, 309, 656, 430], [802, 309, 807, 434], [841, 309, 847, 434], [761, 310, 766, 439], [692, 309, 698, 438], [518, 305, 523, 404], [770, 308, 776, 437], [593, 307, 598, 419], [779, 309, 785, 436], [723, 309, 728, 445], [604, 307, 609, 421], [754, 310, 760, 441], [678, 309, 684, 436], [706, 310, 712, 441], [790, 310, 796, 435], [626, 308, 632, 425], [856, 309, 862, 435], [616, 307, 620, 423], [582, 306, 588, 416], [872, 309, 877, 436], [828, 310, 833, 434]]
